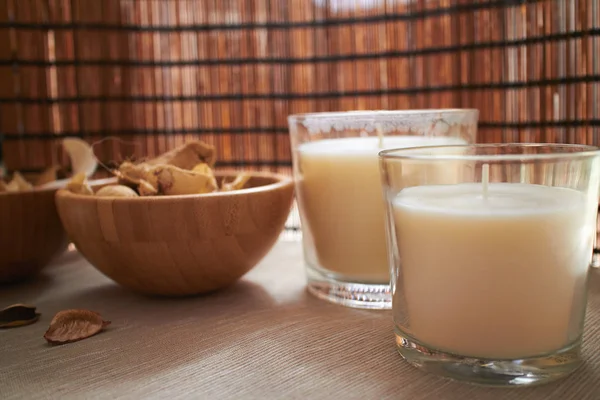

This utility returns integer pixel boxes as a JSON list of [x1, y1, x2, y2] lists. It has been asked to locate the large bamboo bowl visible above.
[[0, 187, 70, 283], [55, 171, 295, 296]]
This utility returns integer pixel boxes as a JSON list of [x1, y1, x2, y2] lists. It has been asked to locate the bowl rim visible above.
[[55, 170, 294, 201]]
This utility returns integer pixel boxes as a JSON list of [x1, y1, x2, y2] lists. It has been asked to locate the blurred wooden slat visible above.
[[0, 0, 19, 159]]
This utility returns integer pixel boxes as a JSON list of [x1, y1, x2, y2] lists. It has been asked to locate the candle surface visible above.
[[297, 135, 466, 282], [392, 182, 595, 358]]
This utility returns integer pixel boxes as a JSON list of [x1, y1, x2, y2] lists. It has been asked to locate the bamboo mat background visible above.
[[0, 0, 598, 175]]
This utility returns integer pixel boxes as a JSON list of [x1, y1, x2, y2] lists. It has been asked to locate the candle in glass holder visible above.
[[297, 135, 467, 283], [290, 109, 479, 309], [392, 178, 595, 359]]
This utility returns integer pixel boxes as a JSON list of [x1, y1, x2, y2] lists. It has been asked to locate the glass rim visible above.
[[378, 143, 600, 162], [287, 108, 479, 122]]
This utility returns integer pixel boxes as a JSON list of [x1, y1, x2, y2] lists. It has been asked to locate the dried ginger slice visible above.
[[116, 162, 218, 196], [114, 140, 218, 196], [65, 172, 94, 195], [144, 140, 216, 169], [117, 161, 149, 183], [152, 165, 218, 195], [44, 309, 110, 345], [191, 162, 214, 176], [221, 173, 251, 192], [137, 179, 159, 196], [114, 162, 158, 196], [6, 172, 33, 192]]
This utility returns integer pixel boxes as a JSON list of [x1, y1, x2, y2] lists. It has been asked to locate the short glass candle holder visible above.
[[288, 109, 478, 309], [379, 143, 600, 386]]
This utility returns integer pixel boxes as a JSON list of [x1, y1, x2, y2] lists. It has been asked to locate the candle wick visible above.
[[376, 124, 384, 149], [482, 163, 490, 200]]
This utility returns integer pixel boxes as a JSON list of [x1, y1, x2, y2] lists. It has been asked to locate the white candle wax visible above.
[[392, 182, 596, 359], [297, 135, 467, 282]]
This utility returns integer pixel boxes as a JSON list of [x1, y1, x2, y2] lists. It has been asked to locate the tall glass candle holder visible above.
[[288, 110, 478, 309], [380, 143, 600, 386]]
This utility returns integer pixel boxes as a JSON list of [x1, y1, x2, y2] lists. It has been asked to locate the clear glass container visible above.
[[380, 143, 600, 386], [288, 109, 479, 309]]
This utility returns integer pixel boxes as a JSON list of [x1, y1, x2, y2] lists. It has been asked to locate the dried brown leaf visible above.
[[44, 309, 111, 345], [0, 304, 41, 329]]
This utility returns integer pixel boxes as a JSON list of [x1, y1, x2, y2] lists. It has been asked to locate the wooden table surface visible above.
[[2, 240, 600, 400]]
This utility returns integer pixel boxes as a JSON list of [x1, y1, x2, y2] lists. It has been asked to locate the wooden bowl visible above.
[[0, 187, 68, 283], [55, 171, 295, 296], [0, 178, 116, 284]]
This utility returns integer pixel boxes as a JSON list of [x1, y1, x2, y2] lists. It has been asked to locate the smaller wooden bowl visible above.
[[0, 178, 116, 284], [55, 171, 295, 296], [0, 187, 68, 283]]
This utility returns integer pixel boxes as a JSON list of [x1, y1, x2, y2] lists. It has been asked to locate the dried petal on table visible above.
[[0, 304, 41, 329], [5, 172, 33, 192], [221, 173, 251, 192], [65, 172, 94, 196], [95, 184, 139, 198], [44, 309, 111, 345]]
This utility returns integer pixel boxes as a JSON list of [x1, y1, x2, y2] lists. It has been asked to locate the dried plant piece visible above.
[[152, 165, 218, 195], [137, 179, 159, 196], [36, 139, 96, 191], [117, 161, 149, 183], [144, 140, 216, 169], [0, 179, 6, 193], [35, 165, 61, 186], [44, 309, 110, 345], [114, 162, 159, 196], [0, 304, 41, 329], [66, 172, 94, 195], [109, 140, 257, 196], [191, 162, 214, 176], [221, 173, 251, 192], [115, 162, 155, 191], [116, 161, 217, 196], [63, 138, 98, 177], [96, 185, 139, 198], [6, 172, 33, 192]]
